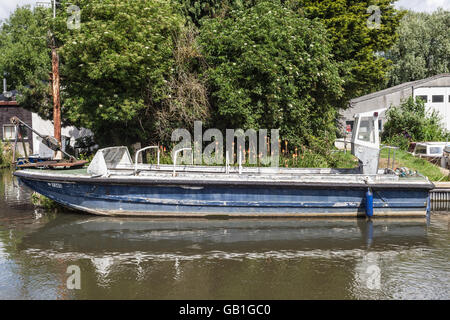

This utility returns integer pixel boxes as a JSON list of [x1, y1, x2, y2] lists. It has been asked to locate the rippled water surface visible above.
[[0, 169, 448, 299]]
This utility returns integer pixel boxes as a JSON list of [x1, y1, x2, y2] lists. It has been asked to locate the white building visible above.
[[341, 73, 450, 133], [31, 113, 94, 157], [413, 86, 450, 130]]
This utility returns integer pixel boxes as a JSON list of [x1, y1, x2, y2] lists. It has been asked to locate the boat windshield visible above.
[[87, 146, 132, 176], [357, 117, 375, 144]]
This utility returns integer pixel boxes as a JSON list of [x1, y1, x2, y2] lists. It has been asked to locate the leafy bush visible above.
[[199, 1, 343, 150], [382, 96, 449, 149], [56, 0, 186, 146], [382, 134, 410, 151]]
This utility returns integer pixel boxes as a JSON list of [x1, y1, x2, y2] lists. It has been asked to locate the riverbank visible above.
[[379, 148, 449, 181]]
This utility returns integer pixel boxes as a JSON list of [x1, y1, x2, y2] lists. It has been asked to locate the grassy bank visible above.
[[379, 148, 448, 181]]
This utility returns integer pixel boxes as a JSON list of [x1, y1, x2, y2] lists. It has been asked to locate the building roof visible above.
[[349, 73, 450, 105]]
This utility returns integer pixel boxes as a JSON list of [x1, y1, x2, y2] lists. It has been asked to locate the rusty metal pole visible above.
[[50, 0, 62, 160], [51, 46, 62, 160]]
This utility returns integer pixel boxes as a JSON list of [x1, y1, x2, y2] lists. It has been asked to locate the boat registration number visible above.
[[48, 182, 63, 189]]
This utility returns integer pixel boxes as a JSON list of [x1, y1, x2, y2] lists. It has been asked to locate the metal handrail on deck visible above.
[[380, 145, 399, 170], [173, 148, 192, 176], [134, 146, 160, 175]]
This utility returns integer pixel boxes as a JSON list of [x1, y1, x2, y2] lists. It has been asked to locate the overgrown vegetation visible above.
[[0, 0, 405, 158], [199, 1, 342, 149], [382, 96, 450, 150]]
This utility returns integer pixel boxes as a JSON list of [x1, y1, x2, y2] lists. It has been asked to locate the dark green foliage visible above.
[[199, 1, 343, 148], [293, 0, 404, 102], [0, 6, 53, 119], [0, 0, 406, 158], [56, 0, 186, 146], [176, 0, 238, 25]]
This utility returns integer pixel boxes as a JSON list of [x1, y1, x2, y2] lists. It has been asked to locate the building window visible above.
[[417, 95, 427, 102], [3, 125, 16, 140], [432, 95, 444, 103]]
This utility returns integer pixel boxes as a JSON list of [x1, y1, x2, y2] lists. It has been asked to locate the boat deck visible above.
[[16, 164, 434, 190]]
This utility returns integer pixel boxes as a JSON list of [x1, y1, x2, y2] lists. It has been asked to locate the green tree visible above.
[[180, 0, 403, 103], [176, 0, 238, 25], [199, 1, 343, 148], [0, 6, 53, 119], [385, 9, 450, 86], [55, 0, 191, 146], [292, 0, 403, 102]]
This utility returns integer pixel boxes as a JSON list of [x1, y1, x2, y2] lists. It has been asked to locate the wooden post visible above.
[[52, 46, 62, 160]]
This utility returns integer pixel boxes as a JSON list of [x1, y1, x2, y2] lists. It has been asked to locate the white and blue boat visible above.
[[14, 111, 434, 217]]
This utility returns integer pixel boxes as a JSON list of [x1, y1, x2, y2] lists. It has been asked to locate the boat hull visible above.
[[15, 172, 431, 217]]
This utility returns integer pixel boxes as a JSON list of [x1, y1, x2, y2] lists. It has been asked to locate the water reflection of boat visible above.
[[21, 215, 428, 255], [1, 170, 33, 210], [9, 215, 432, 299]]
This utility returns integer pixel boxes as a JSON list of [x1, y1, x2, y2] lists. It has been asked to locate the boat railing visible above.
[[134, 146, 160, 175], [380, 145, 399, 171], [172, 148, 193, 176]]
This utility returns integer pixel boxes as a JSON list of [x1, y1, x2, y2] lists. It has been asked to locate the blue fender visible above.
[[365, 188, 374, 218]]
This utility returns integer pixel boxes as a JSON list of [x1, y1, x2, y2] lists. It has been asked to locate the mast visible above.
[[52, 46, 61, 158], [51, 0, 62, 159]]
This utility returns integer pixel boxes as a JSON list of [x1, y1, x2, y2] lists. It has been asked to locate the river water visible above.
[[0, 169, 448, 299]]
